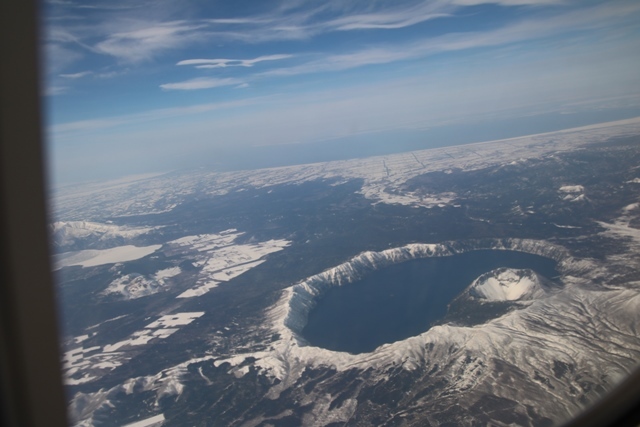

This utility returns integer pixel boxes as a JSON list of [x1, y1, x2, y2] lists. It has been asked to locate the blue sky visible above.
[[42, 0, 640, 185]]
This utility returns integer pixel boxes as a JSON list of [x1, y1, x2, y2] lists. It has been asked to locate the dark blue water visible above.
[[301, 250, 558, 354]]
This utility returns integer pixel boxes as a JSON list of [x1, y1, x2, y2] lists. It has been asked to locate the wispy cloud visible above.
[[200, 0, 564, 42], [257, 0, 640, 78], [200, 1, 455, 42], [314, 2, 453, 31], [94, 20, 208, 63], [43, 0, 568, 73], [160, 77, 243, 90], [46, 0, 639, 97], [60, 71, 92, 79], [177, 54, 293, 69]]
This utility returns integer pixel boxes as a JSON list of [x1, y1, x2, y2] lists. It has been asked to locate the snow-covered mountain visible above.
[[468, 268, 546, 301], [50, 221, 160, 252]]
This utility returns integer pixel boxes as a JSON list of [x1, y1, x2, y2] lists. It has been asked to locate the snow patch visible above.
[[145, 312, 205, 329], [102, 267, 181, 300], [559, 185, 586, 203], [102, 274, 162, 300], [558, 185, 584, 193], [168, 232, 290, 298], [64, 313, 205, 385], [74, 334, 90, 344], [154, 266, 181, 281], [121, 414, 165, 427], [597, 203, 640, 247], [176, 282, 220, 298], [54, 245, 161, 270], [302, 394, 357, 426], [553, 223, 582, 229]]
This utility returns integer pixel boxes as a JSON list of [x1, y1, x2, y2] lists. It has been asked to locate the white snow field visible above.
[[54, 244, 162, 270]]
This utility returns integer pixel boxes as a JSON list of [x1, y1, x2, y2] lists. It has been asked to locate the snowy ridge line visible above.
[[51, 220, 148, 232], [279, 238, 570, 337], [51, 220, 159, 239], [50, 220, 164, 254]]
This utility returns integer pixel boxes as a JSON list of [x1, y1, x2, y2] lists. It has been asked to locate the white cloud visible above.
[[177, 54, 292, 69], [159, 77, 242, 90], [60, 71, 92, 79], [94, 20, 208, 62]]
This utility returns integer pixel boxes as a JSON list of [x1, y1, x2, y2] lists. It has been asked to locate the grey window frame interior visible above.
[[0, 1, 638, 427]]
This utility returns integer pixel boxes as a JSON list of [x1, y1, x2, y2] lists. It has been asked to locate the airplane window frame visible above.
[[0, 1, 638, 427], [0, 0, 68, 426]]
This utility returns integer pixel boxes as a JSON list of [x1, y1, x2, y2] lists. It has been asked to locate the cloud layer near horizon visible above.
[[43, 0, 640, 184]]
